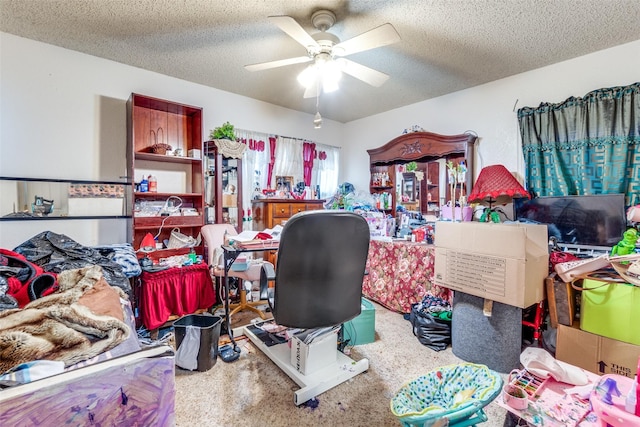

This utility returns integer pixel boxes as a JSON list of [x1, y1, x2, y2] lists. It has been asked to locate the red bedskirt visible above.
[[140, 263, 215, 330]]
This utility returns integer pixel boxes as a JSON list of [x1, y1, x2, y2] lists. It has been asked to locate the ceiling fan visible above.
[[245, 10, 401, 98]]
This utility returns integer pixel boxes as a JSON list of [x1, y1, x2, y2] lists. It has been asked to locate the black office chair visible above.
[[267, 209, 370, 328], [247, 209, 372, 405]]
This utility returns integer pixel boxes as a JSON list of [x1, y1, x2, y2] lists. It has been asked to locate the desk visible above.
[[139, 263, 215, 331], [362, 239, 449, 313], [221, 242, 279, 353]]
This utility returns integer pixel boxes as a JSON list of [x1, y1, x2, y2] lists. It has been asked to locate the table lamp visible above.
[[467, 164, 530, 222]]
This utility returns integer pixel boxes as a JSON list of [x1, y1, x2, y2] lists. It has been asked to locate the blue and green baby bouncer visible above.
[[391, 363, 503, 427]]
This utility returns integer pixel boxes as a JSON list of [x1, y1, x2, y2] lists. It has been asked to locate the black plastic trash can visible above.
[[173, 314, 222, 371]]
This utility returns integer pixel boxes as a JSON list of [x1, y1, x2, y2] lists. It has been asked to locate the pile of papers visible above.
[[230, 225, 282, 249]]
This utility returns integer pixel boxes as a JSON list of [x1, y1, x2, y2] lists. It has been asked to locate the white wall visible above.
[[0, 32, 342, 248], [342, 39, 640, 192], [2, 31, 639, 248]]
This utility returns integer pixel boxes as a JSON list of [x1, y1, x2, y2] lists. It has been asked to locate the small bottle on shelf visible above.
[[140, 176, 149, 192], [148, 175, 157, 192]]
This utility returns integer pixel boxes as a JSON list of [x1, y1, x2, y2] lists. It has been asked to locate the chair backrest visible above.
[[201, 223, 238, 267], [272, 210, 371, 328]]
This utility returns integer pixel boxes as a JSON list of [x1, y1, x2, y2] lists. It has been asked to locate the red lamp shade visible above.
[[468, 164, 530, 206]]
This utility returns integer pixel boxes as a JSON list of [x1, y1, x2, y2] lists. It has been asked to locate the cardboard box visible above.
[[290, 330, 337, 375], [343, 298, 376, 345], [433, 221, 549, 308], [556, 322, 640, 378], [222, 194, 237, 207]]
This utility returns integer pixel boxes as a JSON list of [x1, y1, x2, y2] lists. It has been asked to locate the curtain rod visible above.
[[237, 129, 340, 149]]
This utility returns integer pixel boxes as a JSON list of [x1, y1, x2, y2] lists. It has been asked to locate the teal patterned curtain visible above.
[[517, 82, 640, 207]]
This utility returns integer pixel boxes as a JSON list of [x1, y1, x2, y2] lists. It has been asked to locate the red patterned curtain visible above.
[[303, 142, 316, 186], [267, 136, 276, 188], [242, 137, 265, 152]]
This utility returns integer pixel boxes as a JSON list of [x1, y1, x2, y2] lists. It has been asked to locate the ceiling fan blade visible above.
[[268, 15, 320, 50], [333, 23, 400, 56], [341, 59, 390, 87], [244, 56, 312, 72]]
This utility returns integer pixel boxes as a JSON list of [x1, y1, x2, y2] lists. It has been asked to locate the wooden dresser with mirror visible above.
[[367, 131, 477, 220]]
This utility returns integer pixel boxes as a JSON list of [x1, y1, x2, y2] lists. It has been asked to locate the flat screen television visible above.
[[513, 194, 627, 249]]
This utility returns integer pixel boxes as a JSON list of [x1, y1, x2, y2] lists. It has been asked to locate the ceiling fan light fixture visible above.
[[298, 57, 343, 93], [322, 60, 342, 93], [314, 111, 322, 129], [322, 77, 340, 93], [297, 65, 317, 88], [248, 10, 401, 101]]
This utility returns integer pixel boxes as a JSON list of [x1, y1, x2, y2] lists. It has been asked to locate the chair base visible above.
[[228, 290, 268, 319], [244, 322, 369, 406]]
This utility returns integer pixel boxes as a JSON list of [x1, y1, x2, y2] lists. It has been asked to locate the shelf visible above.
[[0, 215, 130, 222], [0, 176, 127, 185], [134, 192, 201, 198], [135, 152, 202, 164], [133, 215, 203, 228], [139, 247, 192, 261], [1, 176, 129, 220], [371, 185, 394, 190]]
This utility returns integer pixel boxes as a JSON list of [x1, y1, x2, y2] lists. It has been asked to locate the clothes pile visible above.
[[407, 295, 453, 351]]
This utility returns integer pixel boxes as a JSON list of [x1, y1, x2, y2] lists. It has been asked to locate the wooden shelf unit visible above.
[[204, 140, 243, 231], [126, 93, 204, 256]]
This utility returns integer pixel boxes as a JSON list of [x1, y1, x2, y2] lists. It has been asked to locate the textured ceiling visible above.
[[2, 0, 640, 123]]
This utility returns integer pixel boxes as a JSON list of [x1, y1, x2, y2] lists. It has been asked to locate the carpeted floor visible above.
[[174, 302, 509, 426]]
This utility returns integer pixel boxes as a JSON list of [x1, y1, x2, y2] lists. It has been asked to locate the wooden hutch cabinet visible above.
[[367, 131, 477, 219], [126, 93, 205, 258]]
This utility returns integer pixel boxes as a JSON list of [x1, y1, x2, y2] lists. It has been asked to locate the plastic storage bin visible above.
[[580, 279, 640, 345], [174, 314, 222, 371], [591, 374, 640, 426], [343, 298, 376, 345], [230, 256, 248, 271]]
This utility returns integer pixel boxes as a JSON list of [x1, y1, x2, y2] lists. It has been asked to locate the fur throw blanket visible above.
[[0, 265, 130, 373]]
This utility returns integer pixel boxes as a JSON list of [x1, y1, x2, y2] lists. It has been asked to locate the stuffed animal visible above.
[[610, 228, 639, 256]]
